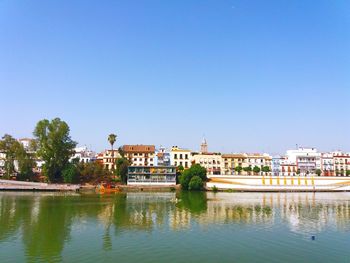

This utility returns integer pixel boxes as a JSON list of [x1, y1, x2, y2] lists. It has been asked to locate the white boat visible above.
[[207, 175, 350, 192]]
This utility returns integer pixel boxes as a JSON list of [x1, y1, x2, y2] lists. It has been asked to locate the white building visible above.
[[70, 146, 96, 163], [122, 145, 155, 167], [286, 147, 321, 176], [321, 152, 334, 176], [333, 151, 350, 176]]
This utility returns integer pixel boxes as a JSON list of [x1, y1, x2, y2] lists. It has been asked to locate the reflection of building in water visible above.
[[197, 193, 275, 225], [198, 192, 350, 234], [168, 209, 192, 230]]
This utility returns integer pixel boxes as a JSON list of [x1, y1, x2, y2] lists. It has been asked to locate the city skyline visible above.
[[1, 1, 349, 153]]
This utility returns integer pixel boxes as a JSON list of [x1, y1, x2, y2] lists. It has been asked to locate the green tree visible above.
[[179, 164, 207, 190], [243, 166, 252, 175], [234, 165, 243, 175], [0, 134, 19, 179], [62, 163, 80, 184], [188, 176, 203, 190], [33, 118, 77, 182], [315, 169, 322, 176], [253, 166, 261, 175], [0, 134, 35, 180], [78, 161, 110, 183], [261, 166, 271, 175], [346, 170, 350, 176], [115, 157, 129, 184], [15, 143, 35, 181], [296, 169, 301, 176]]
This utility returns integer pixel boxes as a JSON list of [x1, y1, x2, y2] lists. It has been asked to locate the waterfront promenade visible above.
[[0, 179, 80, 191]]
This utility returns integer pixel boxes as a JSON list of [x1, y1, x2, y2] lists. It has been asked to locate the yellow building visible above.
[[170, 146, 191, 168]]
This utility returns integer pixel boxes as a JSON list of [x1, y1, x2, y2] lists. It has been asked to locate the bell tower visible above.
[[200, 138, 208, 153]]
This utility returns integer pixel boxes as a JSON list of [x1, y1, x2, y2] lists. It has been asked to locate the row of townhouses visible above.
[[1, 138, 350, 179], [94, 139, 350, 177]]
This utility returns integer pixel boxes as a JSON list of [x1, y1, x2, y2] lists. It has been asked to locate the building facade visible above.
[[191, 152, 222, 175], [96, 149, 121, 170], [71, 146, 96, 163], [127, 166, 176, 185], [155, 147, 171, 166], [286, 148, 321, 176], [170, 146, 191, 168], [122, 145, 155, 166], [333, 152, 350, 176]]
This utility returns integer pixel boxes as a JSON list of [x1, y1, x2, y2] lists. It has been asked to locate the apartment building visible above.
[[96, 149, 121, 170], [122, 145, 155, 166], [191, 152, 222, 175], [221, 154, 246, 175], [333, 152, 350, 176], [170, 146, 191, 168]]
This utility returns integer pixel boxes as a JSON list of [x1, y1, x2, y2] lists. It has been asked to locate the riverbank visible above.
[[0, 179, 80, 192]]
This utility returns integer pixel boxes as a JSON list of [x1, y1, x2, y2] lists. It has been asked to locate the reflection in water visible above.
[[0, 191, 350, 262]]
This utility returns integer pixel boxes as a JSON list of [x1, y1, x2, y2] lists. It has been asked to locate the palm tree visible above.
[[108, 134, 117, 170]]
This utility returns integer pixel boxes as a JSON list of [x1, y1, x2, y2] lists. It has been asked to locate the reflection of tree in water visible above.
[[22, 196, 74, 262], [176, 191, 207, 215], [20, 194, 110, 262], [112, 193, 175, 233], [0, 194, 34, 242]]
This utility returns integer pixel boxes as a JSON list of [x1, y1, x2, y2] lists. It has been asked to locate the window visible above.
[[185, 154, 188, 159], [180, 154, 183, 159], [174, 154, 177, 159]]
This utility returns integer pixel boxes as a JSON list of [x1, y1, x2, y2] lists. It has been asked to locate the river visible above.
[[0, 191, 349, 262]]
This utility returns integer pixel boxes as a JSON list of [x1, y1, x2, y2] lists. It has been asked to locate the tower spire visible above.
[[200, 137, 208, 153]]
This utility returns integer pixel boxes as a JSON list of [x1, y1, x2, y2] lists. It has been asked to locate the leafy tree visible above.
[[0, 134, 19, 179], [33, 118, 77, 182], [78, 161, 110, 183], [234, 165, 243, 175], [62, 163, 79, 184], [176, 165, 184, 184], [253, 166, 261, 175], [15, 143, 35, 181], [315, 169, 322, 176], [0, 135, 36, 180], [346, 170, 350, 176], [188, 176, 203, 190], [296, 169, 301, 175], [261, 166, 271, 175], [115, 157, 129, 184], [179, 164, 207, 190], [243, 166, 252, 175]]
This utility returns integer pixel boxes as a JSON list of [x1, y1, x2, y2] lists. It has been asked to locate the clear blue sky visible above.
[[0, 0, 349, 154]]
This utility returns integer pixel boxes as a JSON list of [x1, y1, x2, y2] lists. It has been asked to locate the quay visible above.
[[0, 179, 80, 192], [207, 175, 350, 192]]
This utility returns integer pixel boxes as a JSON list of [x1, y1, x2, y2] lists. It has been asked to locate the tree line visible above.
[[0, 118, 128, 184]]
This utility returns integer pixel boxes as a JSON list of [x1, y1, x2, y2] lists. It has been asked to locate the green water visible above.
[[0, 191, 350, 263]]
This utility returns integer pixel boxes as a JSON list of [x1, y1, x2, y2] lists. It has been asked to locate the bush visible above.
[[212, 185, 218, 192], [188, 176, 203, 190]]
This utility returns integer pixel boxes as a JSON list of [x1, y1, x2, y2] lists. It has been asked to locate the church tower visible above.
[[200, 137, 208, 153]]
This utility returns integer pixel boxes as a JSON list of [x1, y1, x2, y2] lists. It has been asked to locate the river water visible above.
[[0, 191, 349, 262]]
